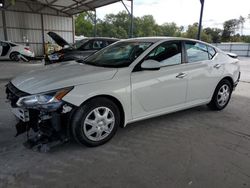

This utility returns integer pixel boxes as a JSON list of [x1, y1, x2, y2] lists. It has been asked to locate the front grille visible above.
[[6, 82, 29, 107]]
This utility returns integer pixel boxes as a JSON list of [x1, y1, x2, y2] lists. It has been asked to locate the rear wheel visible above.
[[208, 79, 232, 110], [9, 52, 20, 62], [71, 97, 120, 147]]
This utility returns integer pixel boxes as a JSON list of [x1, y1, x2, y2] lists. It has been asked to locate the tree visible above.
[[134, 15, 158, 37], [159, 22, 182, 37], [238, 16, 245, 35], [183, 23, 211, 42], [75, 12, 95, 36], [221, 19, 240, 41], [203, 27, 222, 43], [74, 11, 250, 43]]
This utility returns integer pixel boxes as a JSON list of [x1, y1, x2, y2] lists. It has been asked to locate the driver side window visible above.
[[146, 41, 182, 67]]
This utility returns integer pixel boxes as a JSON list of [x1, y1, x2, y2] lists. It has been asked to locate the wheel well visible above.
[[80, 95, 125, 128], [221, 76, 234, 88], [9, 51, 20, 58], [10, 51, 19, 55]]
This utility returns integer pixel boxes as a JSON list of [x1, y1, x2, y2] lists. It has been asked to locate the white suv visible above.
[[6, 37, 240, 150]]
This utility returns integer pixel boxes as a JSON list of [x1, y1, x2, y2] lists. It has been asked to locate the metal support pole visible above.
[[41, 14, 45, 55], [247, 43, 250, 57], [130, 0, 133, 38], [121, 0, 134, 38], [93, 9, 97, 37], [2, 10, 8, 40], [72, 16, 75, 42], [197, 0, 204, 40]]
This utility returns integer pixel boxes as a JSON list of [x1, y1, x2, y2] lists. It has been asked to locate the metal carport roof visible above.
[[3, 0, 122, 16]]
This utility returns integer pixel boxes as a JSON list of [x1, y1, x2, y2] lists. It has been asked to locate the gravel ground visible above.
[[0, 58, 249, 188]]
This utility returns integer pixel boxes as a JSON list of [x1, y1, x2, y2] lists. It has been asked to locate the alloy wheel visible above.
[[217, 84, 230, 107]]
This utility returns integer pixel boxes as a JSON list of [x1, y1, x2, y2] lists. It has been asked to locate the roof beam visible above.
[[35, 0, 58, 12]]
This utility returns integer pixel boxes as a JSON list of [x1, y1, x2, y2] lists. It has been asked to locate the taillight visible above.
[[24, 47, 30, 51]]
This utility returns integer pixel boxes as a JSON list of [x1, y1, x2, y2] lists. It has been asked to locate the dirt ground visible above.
[[0, 58, 250, 188]]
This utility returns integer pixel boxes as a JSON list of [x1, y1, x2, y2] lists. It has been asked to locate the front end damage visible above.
[[6, 82, 75, 152]]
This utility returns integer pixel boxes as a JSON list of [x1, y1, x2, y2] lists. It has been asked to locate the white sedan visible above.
[[0, 40, 35, 61], [6, 37, 240, 151]]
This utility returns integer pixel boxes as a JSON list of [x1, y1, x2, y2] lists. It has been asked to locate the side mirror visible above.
[[141, 59, 160, 70]]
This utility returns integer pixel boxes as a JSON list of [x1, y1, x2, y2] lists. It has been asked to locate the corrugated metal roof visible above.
[[7, 0, 122, 16]]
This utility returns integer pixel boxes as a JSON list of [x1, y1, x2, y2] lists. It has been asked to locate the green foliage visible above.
[[221, 19, 240, 42], [241, 35, 250, 43], [75, 12, 95, 37], [74, 11, 250, 43], [159, 22, 182, 37], [182, 23, 211, 43], [203, 27, 222, 43]]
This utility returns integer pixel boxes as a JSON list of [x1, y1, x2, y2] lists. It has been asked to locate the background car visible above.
[[46, 32, 119, 63], [0, 40, 35, 61], [6, 37, 240, 151]]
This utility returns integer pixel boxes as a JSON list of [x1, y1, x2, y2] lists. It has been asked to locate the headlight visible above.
[[16, 87, 73, 110]]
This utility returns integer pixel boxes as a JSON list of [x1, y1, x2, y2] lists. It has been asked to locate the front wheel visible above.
[[208, 79, 232, 110], [71, 97, 120, 147]]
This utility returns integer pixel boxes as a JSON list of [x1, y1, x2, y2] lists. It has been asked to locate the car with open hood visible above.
[[6, 37, 240, 151], [46, 32, 119, 63]]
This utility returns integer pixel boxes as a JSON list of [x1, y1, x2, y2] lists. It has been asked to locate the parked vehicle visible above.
[[6, 37, 240, 151], [46, 32, 119, 63], [0, 40, 35, 61]]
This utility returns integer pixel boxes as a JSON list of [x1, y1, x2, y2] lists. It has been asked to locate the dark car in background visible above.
[[46, 32, 119, 63]]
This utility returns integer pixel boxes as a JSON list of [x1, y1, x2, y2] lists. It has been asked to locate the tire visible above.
[[9, 52, 20, 62], [71, 97, 120, 147], [208, 79, 233, 111]]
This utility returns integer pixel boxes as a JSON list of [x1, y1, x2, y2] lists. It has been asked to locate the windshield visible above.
[[73, 39, 89, 49], [82, 41, 152, 68]]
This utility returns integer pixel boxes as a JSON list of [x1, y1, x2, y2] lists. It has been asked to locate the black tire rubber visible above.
[[71, 97, 120, 147], [9, 52, 20, 62], [207, 79, 232, 111]]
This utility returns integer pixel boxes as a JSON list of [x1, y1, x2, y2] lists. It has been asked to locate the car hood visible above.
[[11, 61, 118, 94], [47, 32, 71, 47]]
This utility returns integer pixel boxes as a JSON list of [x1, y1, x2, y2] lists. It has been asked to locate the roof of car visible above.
[[84, 37, 119, 41], [120, 37, 208, 44]]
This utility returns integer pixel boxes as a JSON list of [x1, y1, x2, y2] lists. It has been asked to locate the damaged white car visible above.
[[0, 40, 35, 61], [6, 37, 240, 151]]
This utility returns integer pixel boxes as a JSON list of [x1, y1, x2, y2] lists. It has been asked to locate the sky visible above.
[[96, 0, 250, 35]]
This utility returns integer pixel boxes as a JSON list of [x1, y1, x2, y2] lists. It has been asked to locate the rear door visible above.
[[184, 41, 223, 102]]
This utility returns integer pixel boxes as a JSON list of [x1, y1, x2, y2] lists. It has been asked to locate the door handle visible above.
[[176, 72, 187, 79], [214, 64, 221, 69]]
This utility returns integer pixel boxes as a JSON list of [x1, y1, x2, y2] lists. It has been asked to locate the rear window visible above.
[[208, 46, 217, 59], [185, 42, 209, 63]]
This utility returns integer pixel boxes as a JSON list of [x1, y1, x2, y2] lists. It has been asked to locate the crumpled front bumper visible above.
[[5, 82, 75, 152]]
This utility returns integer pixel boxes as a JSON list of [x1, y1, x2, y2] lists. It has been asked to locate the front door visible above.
[[131, 41, 188, 119]]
